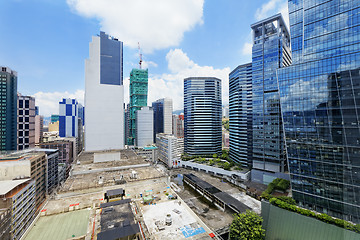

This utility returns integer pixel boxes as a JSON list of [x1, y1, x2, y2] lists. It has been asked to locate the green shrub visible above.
[[267, 197, 360, 234]]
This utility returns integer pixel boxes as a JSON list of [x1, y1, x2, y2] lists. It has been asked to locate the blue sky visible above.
[[0, 0, 288, 116]]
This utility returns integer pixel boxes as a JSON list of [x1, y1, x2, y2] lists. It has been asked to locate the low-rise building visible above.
[[135, 146, 158, 163], [34, 149, 59, 195], [0, 151, 47, 212], [35, 115, 44, 144], [156, 133, 183, 168], [0, 208, 11, 240], [98, 199, 140, 240], [38, 140, 74, 164], [0, 178, 36, 240]]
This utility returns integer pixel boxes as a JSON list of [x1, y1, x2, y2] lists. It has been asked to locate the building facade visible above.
[[17, 94, 36, 150], [34, 149, 59, 195], [277, 0, 360, 223], [172, 114, 184, 138], [156, 133, 183, 168], [85, 31, 124, 151], [0, 179, 36, 240], [250, 14, 292, 183], [184, 77, 222, 156], [136, 106, 153, 147], [0, 151, 47, 213], [128, 68, 148, 145], [124, 103, 130, 144], [51, 114, 59, 123], [0, 67, 17, 151], [35, 115, 44, 144], [229, 63, 253, 168], [152, 98, 173, 141], [59, 98, 78, 138]]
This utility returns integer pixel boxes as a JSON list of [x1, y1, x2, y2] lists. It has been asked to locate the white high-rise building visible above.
[[156, 133, 183, 168], [136, 106, 153, 147], [85, 31, 124, 151]]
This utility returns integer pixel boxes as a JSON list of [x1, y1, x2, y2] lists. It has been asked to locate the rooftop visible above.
[[0, 179, 31, 196], [99, 199, 140, 239]]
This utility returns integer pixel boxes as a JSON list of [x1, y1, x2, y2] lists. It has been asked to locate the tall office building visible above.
[[229, 63, 252, 168], [0, 67, 17, 151], [35, 115, 44, 144], [251, 14, 291, 183], [184, 77, 222, 155], [78, 103, 84, 126], [128, 68, 148, 145], [59, 98, 78, 138], [17, 94, 36, 150], [277, 0, 360, 223], [85, 31, 124, 151], [152, 98, 173, 141], [136, 106, 153, 147]]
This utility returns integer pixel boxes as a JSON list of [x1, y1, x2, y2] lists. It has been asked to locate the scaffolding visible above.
[[128, 68, 148, 145]]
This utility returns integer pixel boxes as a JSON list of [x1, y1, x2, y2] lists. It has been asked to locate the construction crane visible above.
[[138, 42, 143, 69]]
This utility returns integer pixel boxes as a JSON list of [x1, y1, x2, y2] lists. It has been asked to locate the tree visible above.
[[230, 210, 265, 240]]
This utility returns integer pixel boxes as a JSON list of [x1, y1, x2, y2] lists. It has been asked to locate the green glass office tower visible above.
[[128, 68, 148, 145], [0, 67, 17, 151], [278, 0, 360, 223]]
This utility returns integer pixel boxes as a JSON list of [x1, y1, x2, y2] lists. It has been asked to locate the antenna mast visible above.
[[138, 42, 142, 69]]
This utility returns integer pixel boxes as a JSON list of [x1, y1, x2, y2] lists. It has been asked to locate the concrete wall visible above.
[[261, 201, 360, 240], [94, 151, 121, 163], [0, 160, 31, 180], [85, 35, 124, 151]]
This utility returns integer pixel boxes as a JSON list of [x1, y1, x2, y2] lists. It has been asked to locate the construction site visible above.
[[22, 149, 262, 240]]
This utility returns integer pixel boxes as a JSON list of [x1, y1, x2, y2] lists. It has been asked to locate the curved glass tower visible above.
[[184, 77, 222, 156]]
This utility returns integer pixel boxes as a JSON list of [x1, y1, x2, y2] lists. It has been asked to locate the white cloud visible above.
[[124, 49, 230, 110], [242, 42, 252, 56], [141, 60, 158, 69], [255, 0, 289, 28], [33, 90, 84, 117], [67, 0, 204, 53]]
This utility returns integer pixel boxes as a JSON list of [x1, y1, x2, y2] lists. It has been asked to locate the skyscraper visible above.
[[128, 68, 148, 145], [85, 31, 124, 151], [229, 63, 252, 168], [136, 106, 153, 147], [277, 0, 360, 223], [251, 14, 291, 183], [0, 67, 17, 151], [59, 98, 78, 138], [17, 94, 36, 150], [184, 77, 222, 155], [152, 98, 173, 141]]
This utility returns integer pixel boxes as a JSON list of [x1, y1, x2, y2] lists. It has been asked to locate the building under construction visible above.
[[128, 68, 148, 145]]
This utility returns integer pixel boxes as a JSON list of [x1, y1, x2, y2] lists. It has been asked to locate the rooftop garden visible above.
[[181, 149, 245, 171]]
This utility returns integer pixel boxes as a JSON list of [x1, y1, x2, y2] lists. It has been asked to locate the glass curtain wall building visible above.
[[277, 0, 360, 222], [128, 68, 148, 145], [251, 14, 292, 183], [0, 67, 17, 151], [184, 77, 222, 155], [229, 63, 253, 168]]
